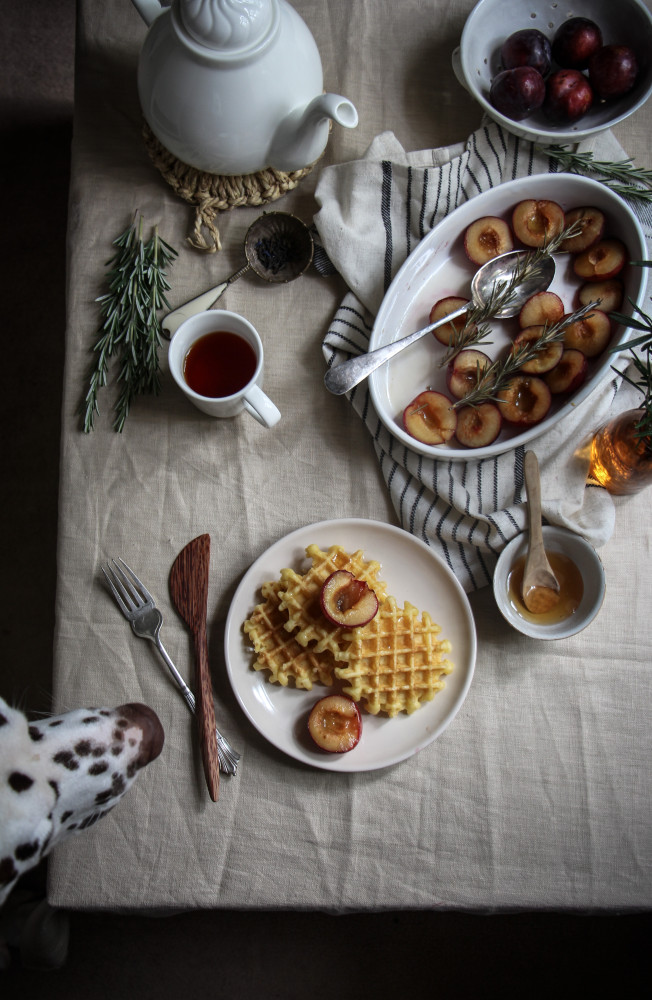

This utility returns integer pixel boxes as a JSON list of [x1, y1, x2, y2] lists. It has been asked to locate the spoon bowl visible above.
[[522, 451, 560, 615], [323, 249, 555, 395]]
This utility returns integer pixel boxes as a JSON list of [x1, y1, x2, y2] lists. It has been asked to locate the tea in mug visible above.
[[183, 330, 257, 398]]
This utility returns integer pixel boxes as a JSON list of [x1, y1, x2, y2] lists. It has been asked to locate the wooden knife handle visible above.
[[194, 623, 220, 801]]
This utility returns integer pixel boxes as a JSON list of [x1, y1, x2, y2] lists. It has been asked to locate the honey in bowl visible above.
[[183, 330, 257, 398], [507, 550, 583, 625]]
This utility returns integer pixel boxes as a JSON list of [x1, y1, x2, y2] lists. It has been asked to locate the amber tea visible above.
[[183, 330, 257, 398]]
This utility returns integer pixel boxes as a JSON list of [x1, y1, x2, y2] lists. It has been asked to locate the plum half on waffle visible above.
[[242, 543, 454, 716]]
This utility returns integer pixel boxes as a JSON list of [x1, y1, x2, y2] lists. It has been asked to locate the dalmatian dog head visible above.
[[0, 696, 164, 906]]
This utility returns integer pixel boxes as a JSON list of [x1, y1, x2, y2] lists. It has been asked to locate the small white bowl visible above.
[[452, 0, 652, 145], [493, 525, 606, 639]]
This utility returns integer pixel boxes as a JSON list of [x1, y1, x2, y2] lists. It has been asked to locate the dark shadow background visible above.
[[0, 0, 648, 991]]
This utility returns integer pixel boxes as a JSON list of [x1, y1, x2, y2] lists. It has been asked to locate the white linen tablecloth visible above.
[[48, 0, 652, 912]]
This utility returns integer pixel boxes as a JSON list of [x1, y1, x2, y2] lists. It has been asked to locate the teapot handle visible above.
[[131, 0, 164, 26]]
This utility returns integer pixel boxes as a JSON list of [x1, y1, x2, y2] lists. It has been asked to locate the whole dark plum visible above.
[[501, 28, 552, 77], [544, 69, 594, 123], [552, 17, 602, 70], [490, 67, 546, 121], [588, 45, 639, 100]]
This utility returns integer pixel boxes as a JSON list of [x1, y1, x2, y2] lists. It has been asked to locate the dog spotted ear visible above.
[[0, 697, 163, 907]]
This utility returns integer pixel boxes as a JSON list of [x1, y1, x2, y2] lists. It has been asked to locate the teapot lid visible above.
[[179, 0, 277, 52]]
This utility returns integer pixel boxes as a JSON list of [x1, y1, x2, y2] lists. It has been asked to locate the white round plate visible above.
[[224, 518, 477, 771], [369, 173, 647, 461]]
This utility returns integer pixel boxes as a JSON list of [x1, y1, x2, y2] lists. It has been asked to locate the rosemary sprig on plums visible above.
[[438, 219, 584, 367], [452, 299, 599, 409], [81, 213, 177, 432]]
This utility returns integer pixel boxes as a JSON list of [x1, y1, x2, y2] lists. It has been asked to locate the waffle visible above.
[[243, 578, 335, 689], [333, 598, 454, 717], [277, 544, 388, 653]]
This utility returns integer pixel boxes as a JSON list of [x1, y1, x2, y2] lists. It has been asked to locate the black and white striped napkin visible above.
[[314, 121, 651, 592]]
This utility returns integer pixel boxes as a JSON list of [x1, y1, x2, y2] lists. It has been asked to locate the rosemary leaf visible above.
[[438, 219, 583, 367], [452, 299, 599, 410], [81, 215, 177, 432], [543, 146, 652, 203], [606, 294, 652, 443]]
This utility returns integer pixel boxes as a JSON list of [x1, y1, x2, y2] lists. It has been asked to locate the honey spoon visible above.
[[522, 450, 560, 615], [323, 249, 555, 395]]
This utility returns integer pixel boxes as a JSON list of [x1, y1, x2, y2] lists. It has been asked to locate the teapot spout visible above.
[[269, 94, 358, 173]]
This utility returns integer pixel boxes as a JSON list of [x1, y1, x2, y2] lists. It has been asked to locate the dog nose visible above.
[[116, 703, 165, 764]]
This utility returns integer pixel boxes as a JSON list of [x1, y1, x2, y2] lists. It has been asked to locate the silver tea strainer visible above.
[[162, 211, 314, 337]]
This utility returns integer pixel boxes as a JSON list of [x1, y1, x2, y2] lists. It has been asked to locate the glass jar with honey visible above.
[[589, 408, 652, 496]]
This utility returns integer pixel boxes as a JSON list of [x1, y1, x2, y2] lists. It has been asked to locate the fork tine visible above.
[[101, 563, 133, 617], [105, 560, 143, 612], [117, 557, 155, 604]]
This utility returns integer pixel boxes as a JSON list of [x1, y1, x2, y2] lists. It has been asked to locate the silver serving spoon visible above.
[[522, 450, 560, 615], [323, 249, 556, 395]]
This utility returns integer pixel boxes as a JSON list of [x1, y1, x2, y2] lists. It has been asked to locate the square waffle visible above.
[[277, 543, 388, 653], [333, 598, 453, 717], [243, 578, 335, 689]]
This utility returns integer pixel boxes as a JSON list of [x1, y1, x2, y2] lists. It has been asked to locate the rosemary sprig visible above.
[[82, 213, 177, 432], [608, 290, 652, 444], [438, 219, 584, 367], [452, 299, 599, 409], [543, 146, 652, 204]]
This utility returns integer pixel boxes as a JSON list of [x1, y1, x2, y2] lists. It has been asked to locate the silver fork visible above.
[[102, 557, 241, 776]]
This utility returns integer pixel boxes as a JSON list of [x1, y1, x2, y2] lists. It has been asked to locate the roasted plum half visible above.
[[563, 309, 612, 357], [464, 216, 514, 265], [454, 403, 503, 449], [496, 375, 552, 426], [429, 296, 474, 346], [544, 349, 588, 394], [519, 290, 564, 328], [308, 695, 362, 754], [578, 278, 623, 313], [559, 206, 605, 254], [512, 326, 564, 374], [403, 390, 457, 446], [512, 199, 566, 248], [573, 239, 627, 281], [320, 570, 379, 628], [446, 349, 492, 400]]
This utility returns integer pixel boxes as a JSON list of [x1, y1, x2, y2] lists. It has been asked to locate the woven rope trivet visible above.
[[143, 122, 316, 253]]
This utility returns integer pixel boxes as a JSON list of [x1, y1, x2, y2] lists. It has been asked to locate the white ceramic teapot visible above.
[[131, 0, 358, 175]]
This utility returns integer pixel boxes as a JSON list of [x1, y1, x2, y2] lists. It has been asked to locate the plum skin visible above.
[[544, 69, 593, 123], [501, 29, 552, 77], [552, 17, 602, 70], [588, 45, 638, 100], [490, 66, 546, 121]]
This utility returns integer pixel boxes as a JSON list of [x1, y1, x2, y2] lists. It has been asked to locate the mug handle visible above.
[[242, 385, 281, 428]]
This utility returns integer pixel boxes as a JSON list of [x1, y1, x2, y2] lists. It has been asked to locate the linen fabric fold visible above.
[[314, 120, 651, 592]]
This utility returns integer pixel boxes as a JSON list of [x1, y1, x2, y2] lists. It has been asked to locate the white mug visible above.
[[168, 310, 281, 428]]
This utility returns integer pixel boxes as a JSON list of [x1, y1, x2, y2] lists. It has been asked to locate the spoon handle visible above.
[[161, 264, 251, 337], [524, 451, 546, 556], [323, 304, 467, 395]]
